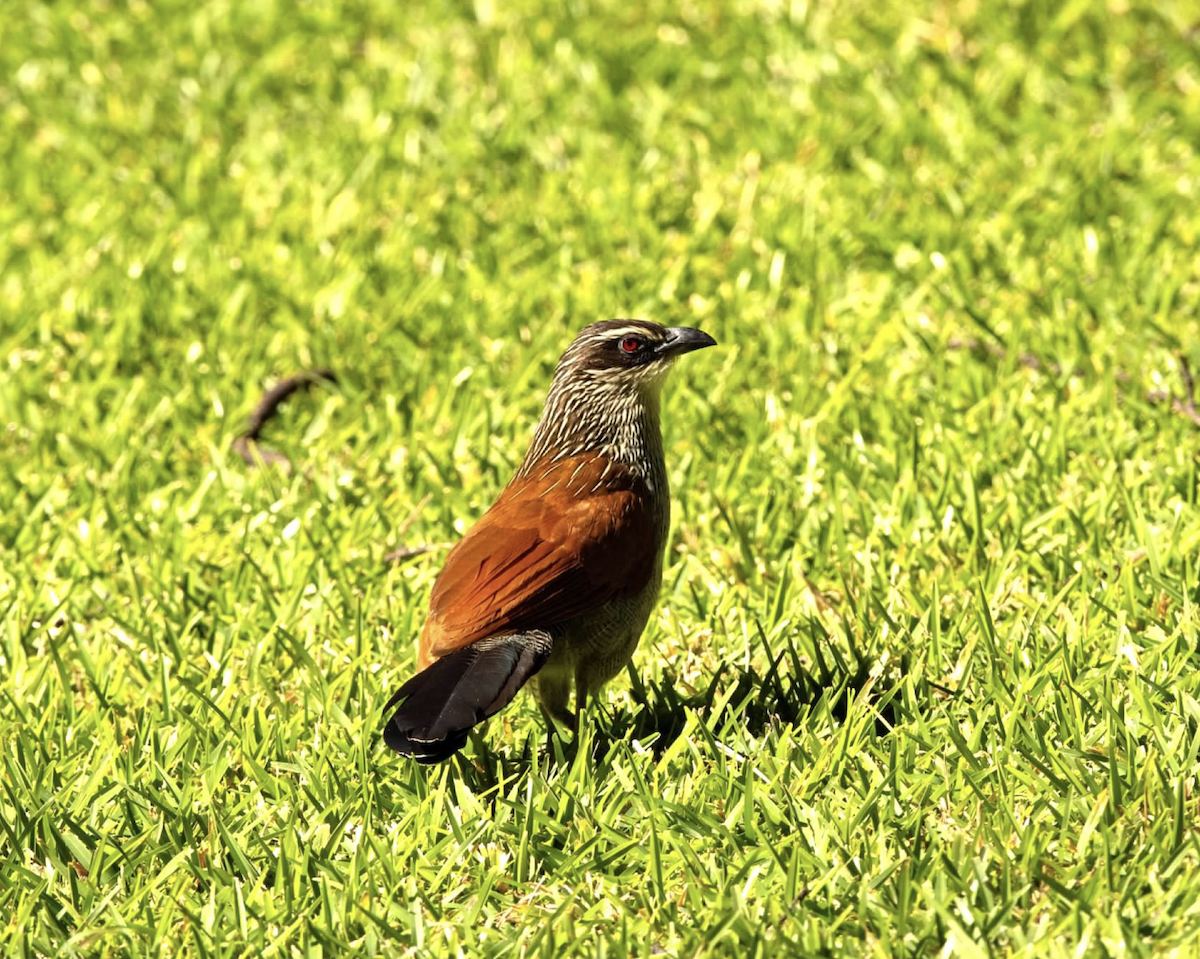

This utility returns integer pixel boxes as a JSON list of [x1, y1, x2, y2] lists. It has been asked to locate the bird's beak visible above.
[[658, 326, 718, 357]]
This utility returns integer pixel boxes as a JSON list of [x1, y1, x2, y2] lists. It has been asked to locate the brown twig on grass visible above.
[[232, 369, 338, 469], [382, 494, 448, 564], [232, 379, 447, 562], [946, 337, 1069, 376], [1172, 356, 1200, 427]]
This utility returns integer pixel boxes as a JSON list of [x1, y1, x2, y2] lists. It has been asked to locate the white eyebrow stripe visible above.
[[596, 325, 659, 341]]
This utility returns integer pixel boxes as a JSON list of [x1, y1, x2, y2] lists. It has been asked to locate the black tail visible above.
[[381, 631, 553, 763]]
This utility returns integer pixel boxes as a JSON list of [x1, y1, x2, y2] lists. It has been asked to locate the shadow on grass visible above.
[[612, 655, 900, 756], [445, 623, 906, 790]]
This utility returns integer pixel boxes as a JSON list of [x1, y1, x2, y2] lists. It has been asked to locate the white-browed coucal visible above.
[[382, 319, 717, 762]]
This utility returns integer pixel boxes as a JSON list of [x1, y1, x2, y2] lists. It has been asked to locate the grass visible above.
[[4, 0, 1200, 954]]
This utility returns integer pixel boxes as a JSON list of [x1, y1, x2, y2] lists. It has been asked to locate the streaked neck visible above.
[[518, 377, 666, 488]]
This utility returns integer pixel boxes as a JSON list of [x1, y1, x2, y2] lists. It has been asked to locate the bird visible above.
[[381, 319, 717, 763]]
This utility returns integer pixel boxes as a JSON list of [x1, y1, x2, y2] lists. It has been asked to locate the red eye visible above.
[[619, 335, 644, 354]]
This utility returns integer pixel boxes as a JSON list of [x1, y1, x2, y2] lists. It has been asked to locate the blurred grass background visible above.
[[4, 0, 1200, 955]]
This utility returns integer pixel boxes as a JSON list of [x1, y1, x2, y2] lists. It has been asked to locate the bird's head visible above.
[[553, 319, 717, 396], [522, 319, 717, 473]]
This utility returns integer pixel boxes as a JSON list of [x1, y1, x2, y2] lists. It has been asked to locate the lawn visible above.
[[4, 0, 1200, 954]]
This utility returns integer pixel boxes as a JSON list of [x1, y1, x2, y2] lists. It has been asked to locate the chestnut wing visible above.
[[422, 460, 659, 658]]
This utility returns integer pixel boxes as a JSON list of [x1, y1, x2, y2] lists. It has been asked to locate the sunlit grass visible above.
[[4, 0, 1200, 955]]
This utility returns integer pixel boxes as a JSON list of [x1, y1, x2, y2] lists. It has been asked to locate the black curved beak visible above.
[[658, 326, 718, 357]]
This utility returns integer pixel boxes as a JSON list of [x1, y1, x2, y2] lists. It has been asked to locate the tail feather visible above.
[[382, 631, 553, 763]]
